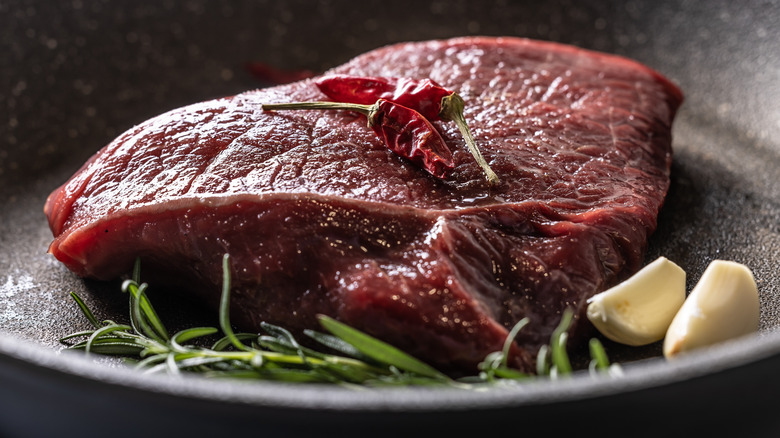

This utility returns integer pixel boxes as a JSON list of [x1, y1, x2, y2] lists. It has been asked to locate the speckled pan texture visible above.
[[1, 1, 779, 437]]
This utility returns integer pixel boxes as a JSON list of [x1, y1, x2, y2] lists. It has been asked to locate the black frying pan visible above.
[[1, 1, 779, 436]]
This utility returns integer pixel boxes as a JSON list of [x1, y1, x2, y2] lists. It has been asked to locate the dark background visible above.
[[1, 1, 779, 437]]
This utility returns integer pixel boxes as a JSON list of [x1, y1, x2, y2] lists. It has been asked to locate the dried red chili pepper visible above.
[[262, 99, 455, 179], [315, 75, 499, 185]]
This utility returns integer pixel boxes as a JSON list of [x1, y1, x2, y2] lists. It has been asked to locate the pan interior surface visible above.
[[1, 0, 779, 436]]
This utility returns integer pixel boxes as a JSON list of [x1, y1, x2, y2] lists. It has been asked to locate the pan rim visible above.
[[2, 326, 778, 412]]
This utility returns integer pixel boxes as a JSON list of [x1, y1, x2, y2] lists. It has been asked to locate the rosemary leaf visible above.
[[175, 356, 233, 369], [125, 280, 169, 343], [211, 333, 258, 351], [86, 324, 134, 354], [489, 367, 530, 380], [68, 338, 147, 356], [143, 362, 170, 375], [476, 351, 504, 381], [258, 322, 314, 363], [588, 338, 611, 374], [256, 336, 296, 353], [317, 314, 449, 381], [170, 327, 219, 352], [82, 344, 147, 356], [500, 317, 529, 368], [312, 360, 381, 383], [166, 353, 181, 376], [132, 257, 142, 283], [219, 367, 331, 383], [60, 330, 101, 342], [69, 292, 101, 328], [218, 254, 249, 352], [304, 330, 373, 363], [549, 309, 573, 376], [136, 353, 168, 369], [536, 344, 550, 376]]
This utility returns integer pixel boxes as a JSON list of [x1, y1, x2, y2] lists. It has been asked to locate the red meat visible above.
[[45, 37, 682, 374]]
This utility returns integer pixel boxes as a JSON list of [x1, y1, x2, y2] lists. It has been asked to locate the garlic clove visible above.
[[587, 257, 686, 346], [663, 260, 759, 358]]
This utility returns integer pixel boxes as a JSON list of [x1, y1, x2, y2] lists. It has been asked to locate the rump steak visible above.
[[45, 37, 683, 374]]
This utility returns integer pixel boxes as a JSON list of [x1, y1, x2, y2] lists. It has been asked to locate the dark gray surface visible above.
[[1, 1, 779, 437]]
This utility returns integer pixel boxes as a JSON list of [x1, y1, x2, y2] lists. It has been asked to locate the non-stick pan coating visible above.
[[1, 1, 778, 437]]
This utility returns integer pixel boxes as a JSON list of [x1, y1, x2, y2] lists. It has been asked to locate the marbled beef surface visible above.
[[44, 37, 682, 373]]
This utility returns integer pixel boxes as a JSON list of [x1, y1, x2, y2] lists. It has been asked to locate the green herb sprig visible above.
[[60, 254, 620, 386]]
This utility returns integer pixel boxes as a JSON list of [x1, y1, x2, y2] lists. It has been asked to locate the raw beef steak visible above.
[[45, 37, 683, 374]]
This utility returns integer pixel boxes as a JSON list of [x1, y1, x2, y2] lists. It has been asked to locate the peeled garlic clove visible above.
[[587, 257, 686, 346], [663, 260, 759, 358]]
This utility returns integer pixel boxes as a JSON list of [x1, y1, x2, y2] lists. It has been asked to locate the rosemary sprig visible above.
[[60, 254, 619, 386]]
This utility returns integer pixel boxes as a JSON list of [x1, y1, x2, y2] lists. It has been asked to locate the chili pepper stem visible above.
[[440, 94, 500, 186], [262, 101, 378, 127]]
